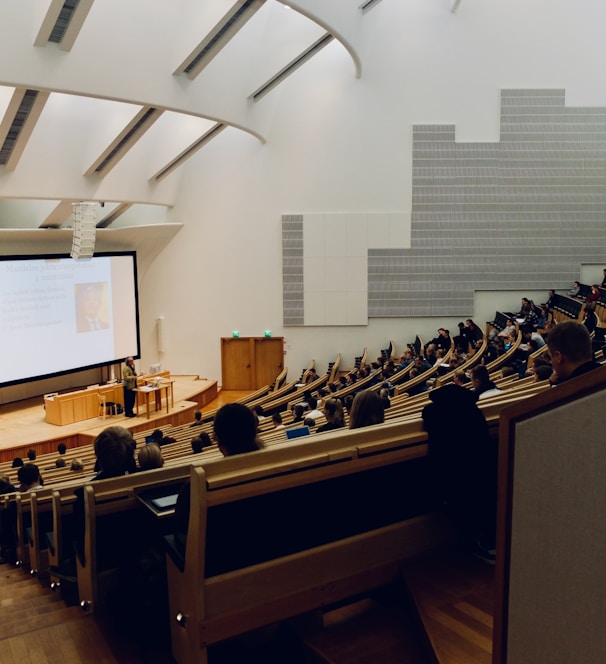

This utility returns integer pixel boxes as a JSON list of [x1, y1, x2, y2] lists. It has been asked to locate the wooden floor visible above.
[[0, 551, 494, 664], [403, 547, 495, 664], [0, 387, 496, 664]]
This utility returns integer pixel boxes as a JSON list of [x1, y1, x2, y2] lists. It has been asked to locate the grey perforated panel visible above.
[[368, 89, 606, 317], [282, 215, 304, 324], [283, 90, 606, 323]]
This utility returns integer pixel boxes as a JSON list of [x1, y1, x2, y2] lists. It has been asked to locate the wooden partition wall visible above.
[[494, 365, 606, 664]]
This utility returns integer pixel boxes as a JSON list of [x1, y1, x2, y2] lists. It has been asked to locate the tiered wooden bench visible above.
[[164, 420, 453, 664]]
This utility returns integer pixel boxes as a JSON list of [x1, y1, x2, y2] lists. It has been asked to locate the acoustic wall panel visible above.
[[283, 212, 403, 325], [283, 90, 605, 323], [282, 214, 304, 325], [368, 89, 606, 317]]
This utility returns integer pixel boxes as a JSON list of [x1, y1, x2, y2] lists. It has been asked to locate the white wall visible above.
[[2, 0, 606, 387], [137, 0, 606, 382]]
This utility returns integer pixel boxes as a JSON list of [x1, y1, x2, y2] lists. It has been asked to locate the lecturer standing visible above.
[[123, 357, 137, 418]]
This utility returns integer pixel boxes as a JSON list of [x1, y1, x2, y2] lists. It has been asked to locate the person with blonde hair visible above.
[[348, 390, 385, 430], [316, 398, 344, 432], [70, 458, 84, 472], [138, 443, 164, 471]]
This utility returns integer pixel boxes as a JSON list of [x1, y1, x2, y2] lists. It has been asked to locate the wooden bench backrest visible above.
[[168, 422, 442, 662]]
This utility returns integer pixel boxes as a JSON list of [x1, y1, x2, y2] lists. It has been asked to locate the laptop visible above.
[[286, 426, 311, 440]]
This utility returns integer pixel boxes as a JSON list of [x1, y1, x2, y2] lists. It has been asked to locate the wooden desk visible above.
[[134, 381, 174, 419], [44, 384, 123, 426], [135, 370, 171, 408]]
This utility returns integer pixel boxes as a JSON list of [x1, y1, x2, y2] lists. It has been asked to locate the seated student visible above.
[[0, 474, 17, 563], [191, 432, 212, 454], [213, 403, 264, 457], [150, 428, 176, 447], [189, 410, 203, 427], [568, 281, 581, 298], [304, 368, 318, 384], [17, 463, 43, 491], [424, 344, 437, 366], [585, 284, 601, 311], [379, 387, 391, 410], [316, 398, 344, 433], [253, 405, 266, 421], [70, 458, 85, 472], [452, 369, 470, 387], [532, 364, 553, 382], [27, 449, 36, 461], [465, 319, 484, 343], [405, 367, 429, 396], [174, 403, 264, 553], [57, 443, 67, 456], [413, 355, 432, 375], [138, 443, 164, 471], [306, 396, 323, 422], [272, 412, 285, 430], [536, 306, 549, 329], [427, 328, 451, 354], [422, 384, 497, 564], [544, 289, 556, 310], [60, 426, 139, 576], [11, 457, 23, 469], [0, 474, 16, 493], [292, 404, 306, 423], [349, 390, 385, 429], [497, 318, 516, 338], [470, 365, 502, 400], [520, 327, 546, 351], [547, 320, 601, 385]]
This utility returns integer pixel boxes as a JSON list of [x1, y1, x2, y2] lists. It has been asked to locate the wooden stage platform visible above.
[[0, 376, 218, 463]]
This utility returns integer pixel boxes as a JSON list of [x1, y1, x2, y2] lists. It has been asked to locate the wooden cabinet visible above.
[[45, 384, 124, 425], [221, 337, 284, 390]]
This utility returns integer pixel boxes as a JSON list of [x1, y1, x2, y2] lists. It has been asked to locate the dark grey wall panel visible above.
[[282, 215, 304, 325]]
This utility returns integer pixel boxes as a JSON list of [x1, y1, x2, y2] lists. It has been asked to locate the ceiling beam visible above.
[[0, 88, 50, 171], [34, 0, 95, 52], [39, 199, 76, 228]]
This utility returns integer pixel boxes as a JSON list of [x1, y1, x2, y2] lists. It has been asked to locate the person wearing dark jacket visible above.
[[547, 320, 601, 385], [422, 384, 497, 563]]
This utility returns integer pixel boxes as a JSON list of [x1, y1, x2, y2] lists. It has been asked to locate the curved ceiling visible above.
[[0, 0, 370, 230]]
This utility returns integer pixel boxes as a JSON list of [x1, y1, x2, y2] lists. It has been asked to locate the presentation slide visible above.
[[0, 253, 140, 387]]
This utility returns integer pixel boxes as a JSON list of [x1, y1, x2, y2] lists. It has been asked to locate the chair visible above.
[[98, 393, 107, 420], [98, 392, 116, 420]]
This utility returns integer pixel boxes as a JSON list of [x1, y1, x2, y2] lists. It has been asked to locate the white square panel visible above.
[[303, 214, 325, 257], [325, 214, 347, 257], [325, 257, 347, 290], [367, 213, 390, 249], [304, 291, 326, 325], [389, 212, 411, 248], [347, 290, 368, 325], [346, 256, 368, 292], [304, 256, 326, 291], [325, 292, 349, 325], [346, 213, 368, 256]]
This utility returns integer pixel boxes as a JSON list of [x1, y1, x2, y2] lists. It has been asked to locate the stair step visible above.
[[298, 589, 435, 664], [0, 602, 83, 640], [403, 547, 494, 664], [0, 563, 82, 641]]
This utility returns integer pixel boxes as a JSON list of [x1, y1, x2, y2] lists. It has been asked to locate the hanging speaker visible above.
[[156, 316, 166, 353], [70, 202, 97, 260]]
